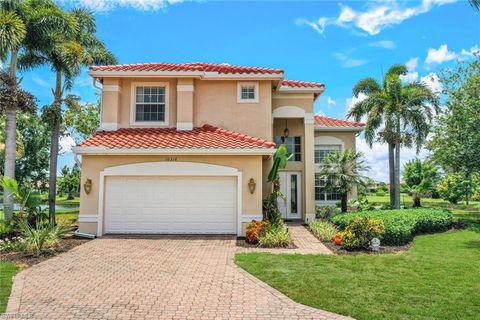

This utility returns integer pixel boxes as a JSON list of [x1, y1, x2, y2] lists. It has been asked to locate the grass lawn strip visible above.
[[0, 262, 18, 313]]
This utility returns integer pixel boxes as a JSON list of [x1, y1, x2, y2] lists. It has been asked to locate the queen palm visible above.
[[348, 65, 439, 209], [318, 149, 369, 213], [20, 7, 116, 224], [0, 0, 69, 219]]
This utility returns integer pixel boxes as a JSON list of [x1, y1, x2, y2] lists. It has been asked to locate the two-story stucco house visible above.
[[72, 62, 364, 237]]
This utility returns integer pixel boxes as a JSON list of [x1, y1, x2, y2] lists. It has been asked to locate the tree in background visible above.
[[20, 7, 116, 224], [348, 65, 439, 209], [0, 0, 68, 220], [469, 0, 480, 11], [57, 165, 80, 200], [402, 159, 439, 207], [318, 149, 369, 212], [64, 95, 101, 141], [437, 173, 478, 205], [427, 58, 480, 204]]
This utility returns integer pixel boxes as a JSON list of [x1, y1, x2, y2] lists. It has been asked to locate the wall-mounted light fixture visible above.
[[248, 178, 256, 194], [83, 179, 92, 195], [281, 119, 289, 143]]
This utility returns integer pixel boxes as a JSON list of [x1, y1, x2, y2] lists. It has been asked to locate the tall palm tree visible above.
[[318, 149, 369, 212], [20, 7, 116, 224], [0, 0, 69, 219], [348, 65, 439, 209], [470, 0, 480, 10]]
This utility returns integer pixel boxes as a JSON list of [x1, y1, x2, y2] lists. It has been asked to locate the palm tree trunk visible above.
[[341, 193, 348, 213], [394, 141, 401, 209], [3, 48, 19, 220], [48, 71, 62, 225], [388, 143, 395, 207]]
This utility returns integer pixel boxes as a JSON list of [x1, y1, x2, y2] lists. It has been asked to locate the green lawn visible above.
[[0, 262, 18, 313], [236, 202, 480, 319], [236, 230, 480, 320], [0, 210, 79, 225], [54, 196, 80, 206]]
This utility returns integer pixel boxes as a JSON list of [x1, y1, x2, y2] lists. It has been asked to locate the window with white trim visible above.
[[315, 174, 341, 201], [274, 136, 301, 161], [134, 86, 166, 122], [314, 144, 341, 164], [237, 82, 259, 103]]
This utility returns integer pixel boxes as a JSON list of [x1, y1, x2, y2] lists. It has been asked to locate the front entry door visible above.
[[278, 172, 302, 219]]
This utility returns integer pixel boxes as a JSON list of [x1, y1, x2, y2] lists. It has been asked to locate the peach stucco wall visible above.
[[78, 155, 265, 235]]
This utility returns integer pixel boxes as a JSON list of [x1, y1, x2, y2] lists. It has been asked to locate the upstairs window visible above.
[[237, 82, 259, 103], [274, 136, 302, 162], [315, 174, 342, 201], [314, 144, 341, 164], [132, 83, 169, 125]]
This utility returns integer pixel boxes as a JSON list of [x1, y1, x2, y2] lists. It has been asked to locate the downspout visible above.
[[74, 229, 95, 239]]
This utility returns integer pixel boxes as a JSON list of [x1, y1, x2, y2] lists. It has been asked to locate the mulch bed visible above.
[[321, 240, 412, 255], [236, 238, 298, 250], [0, 232, 91, 268]]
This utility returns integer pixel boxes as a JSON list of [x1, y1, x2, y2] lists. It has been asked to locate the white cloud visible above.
[[298, 0, 457, 36], [31, 75, 51, 88], [460, 45, 480, 58], [59, 135, 76, 154], [420, 72, 442, 94], [425, 44, 457, 64], [58, 0, 186, 12], [357, 137, 429, 182], [334, 53, 368, 68], [369, 40, 396, 49], [346, 92, 367, 112], [400, 57, 419, 83], [326, 96, 336, 106]]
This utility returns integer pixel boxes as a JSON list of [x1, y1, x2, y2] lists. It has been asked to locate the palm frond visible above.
[[469, 0, 480, 10], [0, 10, 26, 60], [352, 77, 381, 97]]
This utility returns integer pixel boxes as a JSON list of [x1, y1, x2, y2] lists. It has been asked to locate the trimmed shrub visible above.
[[315, 205, 339, 220], [259, 222, 291, 247], [339, 217, 385, 250], [309, 220, 338, 242], [246, 220, 270, 244], [376, 190, 386, 196], [331, 208, 453, 246]]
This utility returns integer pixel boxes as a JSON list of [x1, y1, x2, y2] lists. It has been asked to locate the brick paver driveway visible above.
[[6, 236, 350, 320]]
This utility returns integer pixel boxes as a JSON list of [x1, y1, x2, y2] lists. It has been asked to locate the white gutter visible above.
[[72, 146, 277, 156]]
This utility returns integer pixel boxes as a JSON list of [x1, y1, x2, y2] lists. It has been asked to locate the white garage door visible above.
[[104, 176, 237, 234]]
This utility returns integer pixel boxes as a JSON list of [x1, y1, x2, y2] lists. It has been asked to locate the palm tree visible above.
[[348, 65, 439, 209], [20, 7, 116, 224], [0, 0, 68, 220], [470, 0, 480, 10], [318, 149, 369, 212]]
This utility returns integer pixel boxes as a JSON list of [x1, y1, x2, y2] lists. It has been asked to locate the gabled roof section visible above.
[[90, 62, 284, 79], [314, 115, 365, 131], [74, 125, 276, 155]]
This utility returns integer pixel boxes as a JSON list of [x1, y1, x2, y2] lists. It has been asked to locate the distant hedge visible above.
[[331, 208, 453, 246]]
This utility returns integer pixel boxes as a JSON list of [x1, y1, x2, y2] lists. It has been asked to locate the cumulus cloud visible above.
[[460, 45, 480, 58], [368, 40, 396, 49], [425, 44, 457, 64], [297, 0, 457, 36], [58, 0, 186, 12], [334, 53, 368, 68], [357, 137, 429, 182], [326, 96, 336, 106], [59, 135, 76, 154], [400, 57, 419, 83], [420, 73, 442, 94]]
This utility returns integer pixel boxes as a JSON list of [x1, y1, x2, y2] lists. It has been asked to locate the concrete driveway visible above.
[[6, 236, 349, 320]]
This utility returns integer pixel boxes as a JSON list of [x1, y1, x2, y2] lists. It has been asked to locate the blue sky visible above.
[[20, 0, 479, 181]]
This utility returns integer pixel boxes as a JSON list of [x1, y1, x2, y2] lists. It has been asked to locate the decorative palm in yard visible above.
[[348, 65, 439, 209], [0, 0, 67, 220], [19, 7, 117, 224], [318, 149, 369, 212]]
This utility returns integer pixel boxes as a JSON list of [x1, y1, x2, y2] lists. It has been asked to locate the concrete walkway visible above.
[[237, 223, 333, 255], [4, 235, 346, 320]]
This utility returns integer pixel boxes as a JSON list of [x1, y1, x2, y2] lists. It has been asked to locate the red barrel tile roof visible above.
[[281, 80, 325, 88], [90, 62, 283, 75], [314, 115, 365, 127], [79, 125, 276, 149]]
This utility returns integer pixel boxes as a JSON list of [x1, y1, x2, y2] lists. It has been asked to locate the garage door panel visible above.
[[104, 176, 237, 234]]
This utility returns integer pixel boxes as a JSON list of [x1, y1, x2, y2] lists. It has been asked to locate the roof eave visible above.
[[314, 126, 365, 132], [89, 70, 284, 80], [72, 146, 277, 156]]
